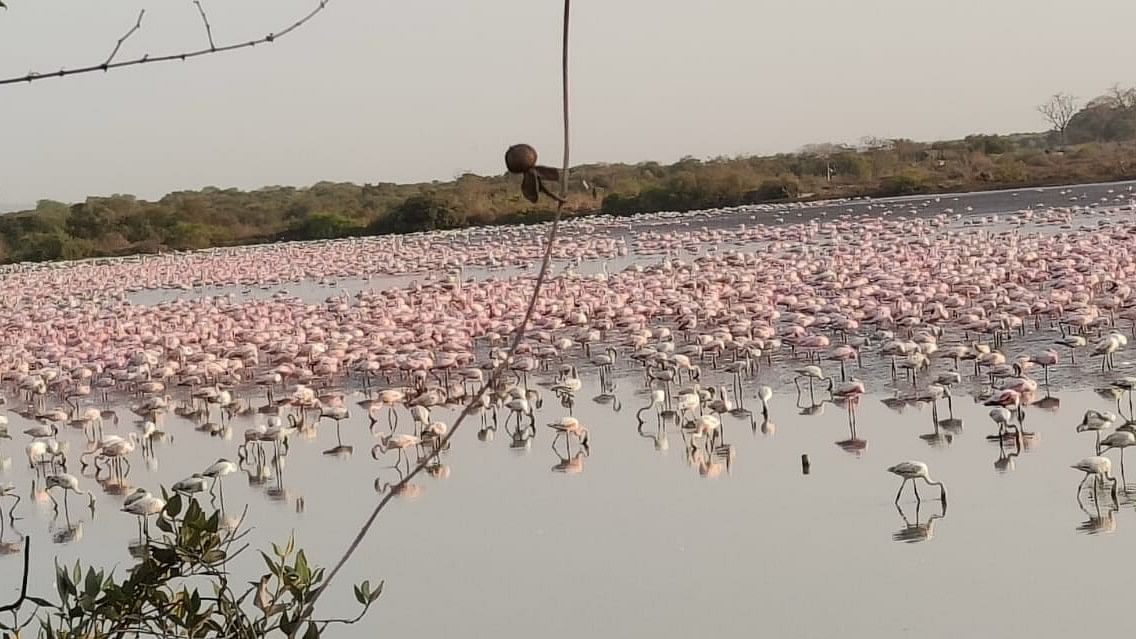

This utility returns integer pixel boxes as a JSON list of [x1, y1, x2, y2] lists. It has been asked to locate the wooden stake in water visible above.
[[801, 454, 811, 475]]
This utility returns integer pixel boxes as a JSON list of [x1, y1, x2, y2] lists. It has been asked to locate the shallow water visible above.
[[2, 375, 1133, 638], [5, 180, 1136, 637]]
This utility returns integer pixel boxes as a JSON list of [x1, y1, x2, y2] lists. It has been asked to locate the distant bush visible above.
[[965, 134, 1012, 155], [752, 176, 801, 202], [877, 172, 928, 197], [372, 194, 466, 234], [289, 212, 362, 240]]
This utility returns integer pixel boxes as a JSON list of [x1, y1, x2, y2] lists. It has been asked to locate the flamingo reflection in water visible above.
[[636, 389, 666, 430], [1076, 490, 1118, 535], [994, 437, 1021, 473], [551, 449, 588, 474], [0, 514, 24, 556], [638, 413, 669, 452], [374, 466, 424, 499], [892, 501, 947, 543], [0, 481, 20, 523], [50, 514, 86, 545]]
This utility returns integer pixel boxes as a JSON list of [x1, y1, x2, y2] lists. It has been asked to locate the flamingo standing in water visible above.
[[1076, 410, 1117, 451], [1072, 456, 1118, 502], [548, 416, 590, 451], [1098, 430, 1136, 477], [44, 473, 96, 515], [887, 461, 947, 505], [123, 493, 167, 538], [1028, 349, 1059, 386]]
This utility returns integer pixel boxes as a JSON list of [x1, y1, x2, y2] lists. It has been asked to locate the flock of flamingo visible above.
[[2, 185, 1136, 552]]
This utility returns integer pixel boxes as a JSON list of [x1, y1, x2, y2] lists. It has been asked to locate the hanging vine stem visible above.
[[0, 538, 29, 613], [300, 0, 573, 624], [0, 0, 331, 87]]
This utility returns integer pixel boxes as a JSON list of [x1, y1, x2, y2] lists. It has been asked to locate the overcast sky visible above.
[[1, 0, 1133, 205]]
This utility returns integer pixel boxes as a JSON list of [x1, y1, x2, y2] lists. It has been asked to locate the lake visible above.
[[3, 180, 1136, 638]]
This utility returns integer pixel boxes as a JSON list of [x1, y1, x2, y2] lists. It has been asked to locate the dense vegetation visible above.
[[5, 86, 1136, 263]]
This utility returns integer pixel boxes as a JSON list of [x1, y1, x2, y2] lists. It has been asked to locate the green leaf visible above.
[[285, 534, 295, 556], [156, 514, 174, 534], [84, 567, 100, 598], [354, 584, 365, 605], [60, 573, 77, 599], [303, 621, 321, 639], [166, 493, 182, 518], [189, 589, 201, 615], [261, 551, 278, 576], [368, 580, 384, 604], [185, 498, 205, 528], [295, 550, 310, 583], [55, 564, 71, 602], [272, 542, 284, 559], [280, 611, 299, 636]]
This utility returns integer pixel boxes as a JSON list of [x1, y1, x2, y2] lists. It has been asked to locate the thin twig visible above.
[[300, 0, 573, 620], [193, 1, 216, 51], [0, 537, 29, 613], [560, 0, 571, 199], [0, 0, 330, 87], [103, 10, 145, 68]]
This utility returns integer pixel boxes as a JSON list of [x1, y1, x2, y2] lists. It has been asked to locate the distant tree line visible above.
[[4, 86, 1136, 263]]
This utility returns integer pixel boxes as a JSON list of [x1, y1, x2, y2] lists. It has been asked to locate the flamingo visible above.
[[548, 416, 590, 450], [372, 433, 421, 469], [1076, 410, 1117, 450], [122, 494, 167, 538], [1099, 430, 1136, 477], [887, 461, 947, 505], [1072, 456, 1118, 502], [793, 366, 828, 395], [44, 473, 96, 514]]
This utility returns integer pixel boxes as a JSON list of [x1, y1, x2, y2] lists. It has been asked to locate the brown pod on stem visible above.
[[505, 144, 565, 204]]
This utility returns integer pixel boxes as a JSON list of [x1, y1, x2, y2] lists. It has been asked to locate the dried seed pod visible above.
[[505, 144, 566, 204], [505, 144, 538, 174]]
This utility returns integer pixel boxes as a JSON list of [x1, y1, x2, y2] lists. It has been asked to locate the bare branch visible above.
[[1037, 92, 1078, 144], [104, 9, 145, 68], [0, 0, 331, 87], [193, 1, 216, 51]]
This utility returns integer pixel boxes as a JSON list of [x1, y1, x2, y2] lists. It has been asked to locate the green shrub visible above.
[[752, 176, 800, 202], [0, 490, 381, 638], [877, 172, 928, 197]]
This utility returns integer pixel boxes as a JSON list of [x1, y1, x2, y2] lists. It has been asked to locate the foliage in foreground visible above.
[[0, 490, 380, 638]]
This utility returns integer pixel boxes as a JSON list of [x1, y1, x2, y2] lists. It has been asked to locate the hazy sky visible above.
[[1, 0, 1134, 204]]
